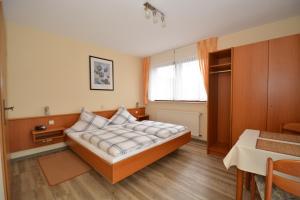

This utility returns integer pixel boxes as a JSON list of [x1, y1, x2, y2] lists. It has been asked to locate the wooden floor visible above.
[[11, 140, 250, 200]]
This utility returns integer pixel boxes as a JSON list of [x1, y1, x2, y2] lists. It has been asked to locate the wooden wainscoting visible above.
[[8, 107, 145, 153]]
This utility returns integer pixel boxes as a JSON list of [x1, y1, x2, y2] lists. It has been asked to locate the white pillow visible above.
[[65, 109, 109, 133], [109, 106, 137, 125]]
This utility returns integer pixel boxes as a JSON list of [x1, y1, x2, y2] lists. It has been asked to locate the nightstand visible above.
[[137, 114, 149, 121], [32, 127, 65, 144]]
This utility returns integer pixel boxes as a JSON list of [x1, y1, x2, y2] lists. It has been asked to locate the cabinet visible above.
[[137, 114, 149, 121], [207, 49, 232, 156], [267, 35, 300, 132], [207, 34, 300, 156], [231, 41, 269, 145], [32, 127, 65, 144]]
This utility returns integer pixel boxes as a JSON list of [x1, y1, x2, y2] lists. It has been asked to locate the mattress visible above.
[[66, 124, 189, 164]]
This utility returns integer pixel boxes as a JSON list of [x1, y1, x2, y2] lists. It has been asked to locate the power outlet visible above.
[[48, 120, 55, 125]]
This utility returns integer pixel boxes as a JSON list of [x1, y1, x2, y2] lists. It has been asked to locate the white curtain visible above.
[[149, 64, 175, 101], [174, 60, 207, 101], [149, 44, 207, 101]]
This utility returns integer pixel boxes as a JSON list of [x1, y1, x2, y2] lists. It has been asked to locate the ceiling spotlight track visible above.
[[144, 2, 166, 28]]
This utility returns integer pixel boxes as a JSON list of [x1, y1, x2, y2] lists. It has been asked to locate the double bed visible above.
[[66, 120, 191, 184]]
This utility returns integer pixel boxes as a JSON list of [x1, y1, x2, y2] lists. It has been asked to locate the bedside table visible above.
[[137, 115, 149, 121], [32, 127, 65, 144]]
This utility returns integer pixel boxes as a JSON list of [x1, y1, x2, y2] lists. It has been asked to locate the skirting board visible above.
[[10, 142, 67, 159], [191, 135, 207, 141]]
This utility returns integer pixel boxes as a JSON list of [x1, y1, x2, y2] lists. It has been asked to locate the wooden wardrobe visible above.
[[208, 34, 300, 156], [207, 48, 232, 156], [231, 41, 269, 145]]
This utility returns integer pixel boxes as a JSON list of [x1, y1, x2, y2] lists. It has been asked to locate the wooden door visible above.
[[0, 2, 10, 200], [231, 41, 269, 145], [267, 34, 300, 132]]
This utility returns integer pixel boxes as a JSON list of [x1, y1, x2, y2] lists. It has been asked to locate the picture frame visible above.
[[89, 56, 114, 90]]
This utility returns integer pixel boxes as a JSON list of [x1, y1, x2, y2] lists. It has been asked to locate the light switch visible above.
[[48, 120, 55, 125]]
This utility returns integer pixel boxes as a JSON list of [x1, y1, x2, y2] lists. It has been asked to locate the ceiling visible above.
[[3, 0, 300, 57]]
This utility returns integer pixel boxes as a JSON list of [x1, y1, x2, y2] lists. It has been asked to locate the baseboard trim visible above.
[[10, 142, 67, 159], [191, 135, 207, 142]]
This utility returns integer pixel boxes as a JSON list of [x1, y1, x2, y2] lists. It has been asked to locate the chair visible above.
[[251, 158, 300, 200]]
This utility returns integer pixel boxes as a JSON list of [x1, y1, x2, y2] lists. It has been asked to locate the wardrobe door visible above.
[[267, 34, 300, 132], [232, 41, 269, 145]]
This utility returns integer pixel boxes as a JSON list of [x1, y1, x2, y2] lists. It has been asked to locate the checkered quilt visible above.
[[123, 120, 187, 139], [80, 126, 160, 157]]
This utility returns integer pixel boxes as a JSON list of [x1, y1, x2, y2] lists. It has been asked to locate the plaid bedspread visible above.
[[80, 126, 160, 157], [123, 120, 187, 139]]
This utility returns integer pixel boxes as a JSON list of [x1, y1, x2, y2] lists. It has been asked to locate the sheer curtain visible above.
[[175, 60, 206, 101], [149, 64, 175, 101], [149, 44, 208, 101]]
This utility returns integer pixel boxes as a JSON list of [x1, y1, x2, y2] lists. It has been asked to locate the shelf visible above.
[[207, 142, 230, 157], [32, 127, 65, 135], [210, 63, 231, 68], [32, 127, 65, 144], [209, 63, 231, 72], [137, 115, 149, 121], [209, 69, 231, 75]]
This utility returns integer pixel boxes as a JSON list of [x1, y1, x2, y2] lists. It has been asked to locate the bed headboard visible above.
[[8, 107, 145, 153]]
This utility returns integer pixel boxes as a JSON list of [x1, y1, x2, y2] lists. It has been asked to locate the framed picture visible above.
[[89, 56, 114, 90]]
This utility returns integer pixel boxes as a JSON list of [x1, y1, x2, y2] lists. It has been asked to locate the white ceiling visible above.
[[3, 0, 300, 57]]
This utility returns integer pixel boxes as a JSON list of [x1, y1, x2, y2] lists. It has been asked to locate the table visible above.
[[223, 129, 300, 200]]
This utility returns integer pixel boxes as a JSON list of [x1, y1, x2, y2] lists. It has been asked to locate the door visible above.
[[267, 34, 300, 132], [231, 41, 269, 145], [0, 2, 10, 200]]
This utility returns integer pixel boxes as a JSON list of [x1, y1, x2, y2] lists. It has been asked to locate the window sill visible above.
[[150, 100, 207, 104]]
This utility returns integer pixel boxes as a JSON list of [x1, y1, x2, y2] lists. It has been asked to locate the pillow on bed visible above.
[[108, 106, 137, 125], [65, 109, 109, 133]]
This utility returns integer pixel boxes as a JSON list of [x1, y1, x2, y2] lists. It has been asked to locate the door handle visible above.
[[2, 100, 13, 125], [4, 106, 14, 111]]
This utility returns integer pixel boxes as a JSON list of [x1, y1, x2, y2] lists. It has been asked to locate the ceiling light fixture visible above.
[[143, 2, 166, 28]]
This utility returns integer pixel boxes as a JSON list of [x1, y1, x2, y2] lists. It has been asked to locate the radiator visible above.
[[155, 109, 202, 137]]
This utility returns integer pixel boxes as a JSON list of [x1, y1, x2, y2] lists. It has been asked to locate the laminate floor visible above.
[[11, 140, 250, 200]]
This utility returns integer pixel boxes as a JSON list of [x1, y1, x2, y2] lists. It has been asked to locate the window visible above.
[[149, 60, 207, 101]]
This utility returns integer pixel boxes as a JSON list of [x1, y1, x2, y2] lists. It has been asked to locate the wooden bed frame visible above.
[[66, 131, 191, 184]]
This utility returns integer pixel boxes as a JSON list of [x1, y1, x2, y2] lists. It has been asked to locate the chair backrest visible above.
[[265, 158, 300, 200]]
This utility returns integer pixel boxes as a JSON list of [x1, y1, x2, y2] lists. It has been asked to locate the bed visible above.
[[65, 121, 191, 184]]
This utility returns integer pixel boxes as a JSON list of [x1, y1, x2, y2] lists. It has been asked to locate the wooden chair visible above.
[[251, 158, 300, 200], [281, 122, 300, 134]]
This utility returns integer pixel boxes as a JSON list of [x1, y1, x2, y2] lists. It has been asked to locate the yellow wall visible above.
[[146, 15, 300, 141], [6, 15, 300, 138], [6, 23, 143, 118], [218, 15, 300, 49]]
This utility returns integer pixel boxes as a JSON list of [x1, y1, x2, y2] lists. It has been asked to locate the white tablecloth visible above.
[[223, 129, 300, 176]]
